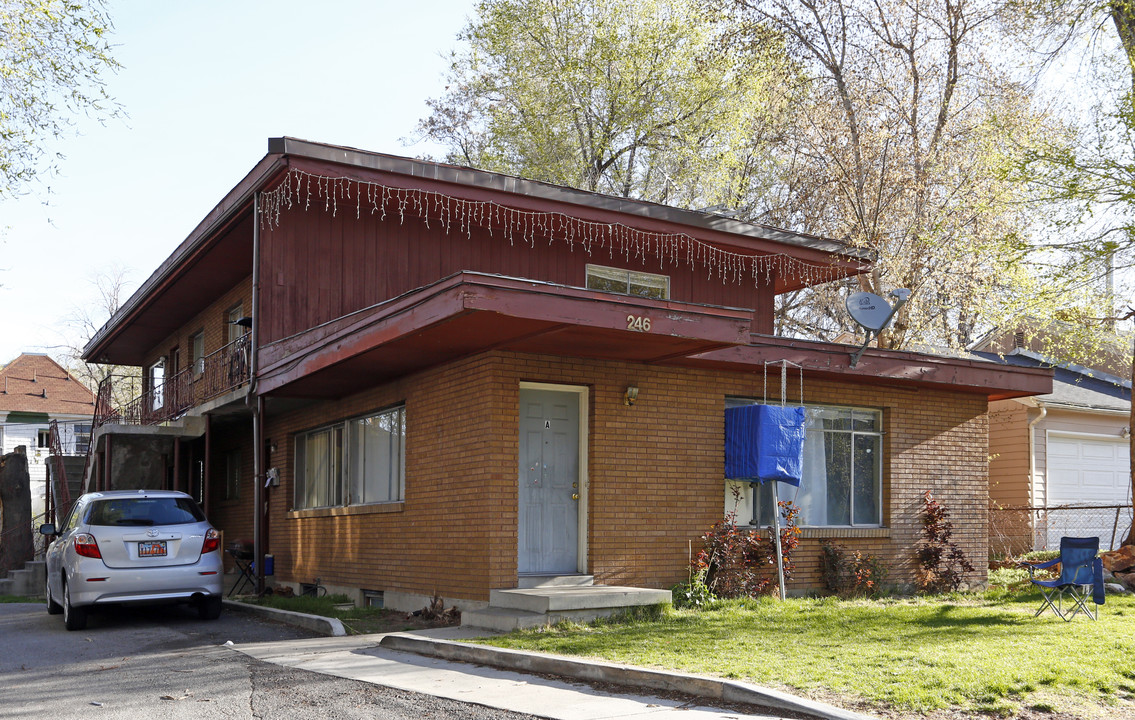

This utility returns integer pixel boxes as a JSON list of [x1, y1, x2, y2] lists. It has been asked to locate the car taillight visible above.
[[202, 529, 220, 554], [73, 533, 101, 559]]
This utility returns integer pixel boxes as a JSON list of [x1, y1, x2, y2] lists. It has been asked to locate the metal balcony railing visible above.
[[95, 334, 251, 428]]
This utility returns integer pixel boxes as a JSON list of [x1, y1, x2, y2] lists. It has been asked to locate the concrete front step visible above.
[[0, 560, 46, 597], [489, 585, 671, 614], [463, 584, 672, 631], [516, 574, 593, 589], [462, 605, 652, 632]]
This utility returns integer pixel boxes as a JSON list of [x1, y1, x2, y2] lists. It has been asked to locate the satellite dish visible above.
[[846, 292, 893, 332], [844, 289, 913, 367]]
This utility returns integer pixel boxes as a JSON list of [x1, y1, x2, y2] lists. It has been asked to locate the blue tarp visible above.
[[724, 404, 805, 485]]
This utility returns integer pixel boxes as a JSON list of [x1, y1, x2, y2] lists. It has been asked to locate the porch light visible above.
[[624, 386, 639, 406]]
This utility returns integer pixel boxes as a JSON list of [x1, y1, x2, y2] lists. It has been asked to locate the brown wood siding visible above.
[[988, 400, 1030, 507], [259, 205, 774, 345], [249, 351, 988, 603]]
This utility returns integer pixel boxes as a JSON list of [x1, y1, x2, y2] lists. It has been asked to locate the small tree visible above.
[[692, 491, 800, 599], [915, 490, 975, 593]]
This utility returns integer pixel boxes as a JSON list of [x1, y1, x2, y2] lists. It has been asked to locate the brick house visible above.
[[81, 138, 1050, 617]]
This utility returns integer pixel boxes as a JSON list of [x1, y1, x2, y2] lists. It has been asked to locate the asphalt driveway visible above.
[[0, 601, 537, 719]]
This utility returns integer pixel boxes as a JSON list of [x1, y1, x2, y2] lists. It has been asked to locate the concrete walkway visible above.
[[229, 626, 878, 720]]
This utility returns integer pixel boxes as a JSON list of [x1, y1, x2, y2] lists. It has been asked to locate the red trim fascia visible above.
[[673, 335, 1054, 400], [256, 272, 754, 395]]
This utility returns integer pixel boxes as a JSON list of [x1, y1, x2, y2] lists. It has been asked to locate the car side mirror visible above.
[[39, 523, 56, 536]]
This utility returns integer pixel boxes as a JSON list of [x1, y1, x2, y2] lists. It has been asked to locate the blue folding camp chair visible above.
[[1021, 536, 1105, 621]]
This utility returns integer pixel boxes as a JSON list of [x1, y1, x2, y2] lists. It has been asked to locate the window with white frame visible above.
[[149, 359, 165, 410], [585, 264, 669, 300], [294, 405, 406, 510], [73, 423, 91, 455], [724, 399, 883, 528], [227, 304, 247, 345], [190, 331, 205, 376]]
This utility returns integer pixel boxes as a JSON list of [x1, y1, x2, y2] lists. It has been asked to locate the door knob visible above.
[[572, 493, 580, 500]]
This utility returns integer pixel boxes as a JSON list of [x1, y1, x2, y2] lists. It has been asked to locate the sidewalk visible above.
[[228, 624, 878, 720]]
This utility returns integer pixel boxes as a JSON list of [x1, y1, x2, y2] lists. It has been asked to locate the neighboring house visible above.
[[981, 348, 1132, 554], [0, 354, 96, 523], [973, 322, 1133, 379], [80, 138, 1051, 612]]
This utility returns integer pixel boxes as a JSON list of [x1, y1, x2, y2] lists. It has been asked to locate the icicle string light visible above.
[[259, 169, 842, 288]]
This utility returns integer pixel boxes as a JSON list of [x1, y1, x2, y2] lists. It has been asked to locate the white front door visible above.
[[518, 387, 582, 574]]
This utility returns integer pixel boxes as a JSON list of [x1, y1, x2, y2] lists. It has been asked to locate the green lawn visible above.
[[473, 589, 1135, 717]]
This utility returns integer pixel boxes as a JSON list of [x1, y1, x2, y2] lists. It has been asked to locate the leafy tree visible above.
[[0, 0, 120, 198], [727, 0, 1057, 349], [415, 0, 792, 208]]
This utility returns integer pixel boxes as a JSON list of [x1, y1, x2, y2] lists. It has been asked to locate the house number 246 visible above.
[[626, 315, 652, 332]]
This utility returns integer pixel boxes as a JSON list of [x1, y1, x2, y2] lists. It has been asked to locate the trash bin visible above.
[[264, 554, 275, 576]]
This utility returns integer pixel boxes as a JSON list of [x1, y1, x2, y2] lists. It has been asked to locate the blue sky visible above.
[[0, 0, 473, 364]]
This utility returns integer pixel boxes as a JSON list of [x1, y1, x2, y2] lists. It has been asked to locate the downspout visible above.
[[1028, 403, 1047, 549], [250, 191, 264, 593]]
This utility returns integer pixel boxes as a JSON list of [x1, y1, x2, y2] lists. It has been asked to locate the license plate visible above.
[[138, 540, 167, 557]]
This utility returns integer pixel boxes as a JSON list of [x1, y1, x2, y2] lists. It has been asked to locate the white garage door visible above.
[[1043, 434, 1131, 550]]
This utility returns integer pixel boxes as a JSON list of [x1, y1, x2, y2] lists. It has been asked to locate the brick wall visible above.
[[242, 350, 989, 603]]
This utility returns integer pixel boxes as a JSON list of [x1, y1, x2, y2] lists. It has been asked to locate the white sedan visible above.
[[41, 490, 224, 631]]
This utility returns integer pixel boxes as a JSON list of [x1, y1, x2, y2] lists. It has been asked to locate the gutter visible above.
[[1028, 404, 1047, 516]]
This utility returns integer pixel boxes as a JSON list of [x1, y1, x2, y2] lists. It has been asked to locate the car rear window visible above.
[[86, 498, 206, 527]]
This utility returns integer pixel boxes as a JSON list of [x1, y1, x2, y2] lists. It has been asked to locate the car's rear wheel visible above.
[[198, 595, 223, 620], [62, 578, 88, 631], [46, 576, 62, 615]]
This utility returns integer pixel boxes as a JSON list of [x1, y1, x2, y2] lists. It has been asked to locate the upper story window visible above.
[[294, 405, 406, 510], [227, 304, 248, 345], [724, 399, 883, 528], [148, 359, 165, 410], [190, 331, 205, 376], [585, 264, 669, 300]]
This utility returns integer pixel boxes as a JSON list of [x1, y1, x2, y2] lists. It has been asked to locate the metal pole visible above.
[[771, 480, 785, 600], [251, 190, 263, 594]]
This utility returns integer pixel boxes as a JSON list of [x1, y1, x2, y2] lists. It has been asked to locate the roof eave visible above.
[[82, 153, 289, 362]]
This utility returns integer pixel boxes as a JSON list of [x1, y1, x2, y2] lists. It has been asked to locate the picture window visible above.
[[724, 399, 883, 528]]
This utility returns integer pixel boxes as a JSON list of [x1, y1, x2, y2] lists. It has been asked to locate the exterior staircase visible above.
[[0, 560, 46, 598], [461, 575, 672, 631]]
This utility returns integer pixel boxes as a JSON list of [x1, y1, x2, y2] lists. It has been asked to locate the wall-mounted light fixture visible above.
[[624, 386, 639, 406], [1123, 426, 1131, 439]]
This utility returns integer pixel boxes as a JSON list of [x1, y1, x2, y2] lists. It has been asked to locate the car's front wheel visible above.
[[46, 576, 62, 615], [198, 595, 222, 620], [62, 578, 88, 631]]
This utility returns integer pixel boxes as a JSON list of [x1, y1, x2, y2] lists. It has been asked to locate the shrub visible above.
[[691, 494, 800, 599], [672, 566, 716, 609], [820, 542, 889, 597], [915, 490, 975, 593]]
